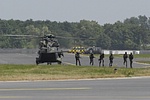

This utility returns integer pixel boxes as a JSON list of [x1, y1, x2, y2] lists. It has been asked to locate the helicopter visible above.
[[2, 34, 65, 65], [35, 34, 64, 65]]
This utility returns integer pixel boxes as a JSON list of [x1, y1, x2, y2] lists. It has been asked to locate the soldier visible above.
[[39, 41, 44, 49], [57, 50, 64, 64], [109, 53, 114, 67], [75, 52, 81, 66], [89, 53, 95, 66], [129, 53, 134, 68], [58, 50, 64, 58], [99, 53, 104, 67], [123, 52, 128, 68]]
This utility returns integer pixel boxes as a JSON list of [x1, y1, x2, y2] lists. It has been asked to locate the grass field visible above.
[[0, 64, 150, 81], [0, 54, 150, 81]]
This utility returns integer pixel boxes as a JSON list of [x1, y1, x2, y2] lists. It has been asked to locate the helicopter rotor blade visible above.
[[2, 34, 39, 37], [55, 35, 96, 40], [1, 34, 96, 40]]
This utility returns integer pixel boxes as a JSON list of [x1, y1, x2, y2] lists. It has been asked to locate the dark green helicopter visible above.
[[36, 34, 64, 65], [3, 34, 64, 65]]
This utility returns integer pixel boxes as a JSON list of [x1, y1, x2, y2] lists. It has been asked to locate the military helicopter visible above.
[[2, 34, 65, 65], [36, 34, 64, 65]]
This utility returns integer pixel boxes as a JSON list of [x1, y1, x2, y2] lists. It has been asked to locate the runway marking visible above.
[[134, 61, 150, 65], [0, 96, 31, 99], [89, 96, 150, 99], [0, 87, 91, 91], [62, 61, 76, 65], [0, 95, 150, 99]]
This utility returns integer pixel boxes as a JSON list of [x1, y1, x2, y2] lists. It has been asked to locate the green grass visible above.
[[0, 64, 150, 81], [133, 54, 150, 58]]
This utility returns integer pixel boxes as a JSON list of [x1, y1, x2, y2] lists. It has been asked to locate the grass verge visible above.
[[0, 64, 150, 81]]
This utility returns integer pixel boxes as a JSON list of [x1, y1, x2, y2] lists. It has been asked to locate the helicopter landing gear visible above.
[[58, 61, 62, 64], [36, 62, 39, 65], [47, 62, 51, 65], [36, 58, 39, 65]]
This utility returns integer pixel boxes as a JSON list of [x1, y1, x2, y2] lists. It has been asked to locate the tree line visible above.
[[0, 15, 150, 50]]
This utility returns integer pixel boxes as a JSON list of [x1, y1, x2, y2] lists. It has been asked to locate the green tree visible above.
[[96, 33, 111, 49]]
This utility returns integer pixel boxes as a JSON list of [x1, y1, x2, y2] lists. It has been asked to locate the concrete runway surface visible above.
[[0, 77, 150, 100]]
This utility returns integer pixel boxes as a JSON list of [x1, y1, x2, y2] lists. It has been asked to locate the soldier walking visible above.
[[123, 52, 128, 68], [99, 53, 104, 67], [129, 53, 134, 68], [75, 52, 81, 66], [89, 53, 95, 66], [109, 53, 114, 67]]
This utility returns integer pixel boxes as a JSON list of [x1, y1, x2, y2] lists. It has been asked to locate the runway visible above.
[[0, 52, 149, 68], [0, 52, 150, 100], [0, 53, 35, 64], [0, 77, 150, 100]]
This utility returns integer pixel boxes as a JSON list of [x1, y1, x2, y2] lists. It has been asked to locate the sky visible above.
[[0, 0, 150, 25]]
